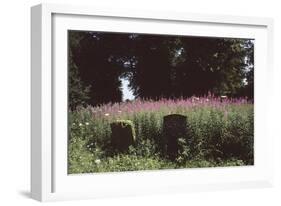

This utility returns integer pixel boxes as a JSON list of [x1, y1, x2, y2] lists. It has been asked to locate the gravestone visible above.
[[163, 114, 187, 159], [110, 120, 136, 152]]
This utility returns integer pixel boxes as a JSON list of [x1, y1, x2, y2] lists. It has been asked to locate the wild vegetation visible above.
[[68, 31, 254, 174], [68, 97, 253, 174]]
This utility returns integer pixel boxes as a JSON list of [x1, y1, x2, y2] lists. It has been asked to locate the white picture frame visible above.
[[31, 3, 274, 202]]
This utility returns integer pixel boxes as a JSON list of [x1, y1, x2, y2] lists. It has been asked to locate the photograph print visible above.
[[68, 30, 254, 174]]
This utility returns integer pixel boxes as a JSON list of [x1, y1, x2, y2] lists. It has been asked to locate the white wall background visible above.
[[0, 0, 280, 205]]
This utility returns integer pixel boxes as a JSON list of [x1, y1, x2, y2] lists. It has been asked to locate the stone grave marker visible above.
[[163, 114, 187, 159], [110, 120, 136, 152]]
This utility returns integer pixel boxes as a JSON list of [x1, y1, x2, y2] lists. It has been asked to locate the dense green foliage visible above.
[[68, 32, 91, 110], [68, 100, 253, 174]]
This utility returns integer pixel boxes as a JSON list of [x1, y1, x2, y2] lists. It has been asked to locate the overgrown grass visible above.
[[68, 97, 254, 174]]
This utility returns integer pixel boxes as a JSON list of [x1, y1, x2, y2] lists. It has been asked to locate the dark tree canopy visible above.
[[68, 30, 254, 108], [68, 32, 91, 110]]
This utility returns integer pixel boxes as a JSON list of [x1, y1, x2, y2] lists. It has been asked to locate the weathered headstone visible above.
[[163, 114, 187, 159], [110, 120, 136, 152]]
